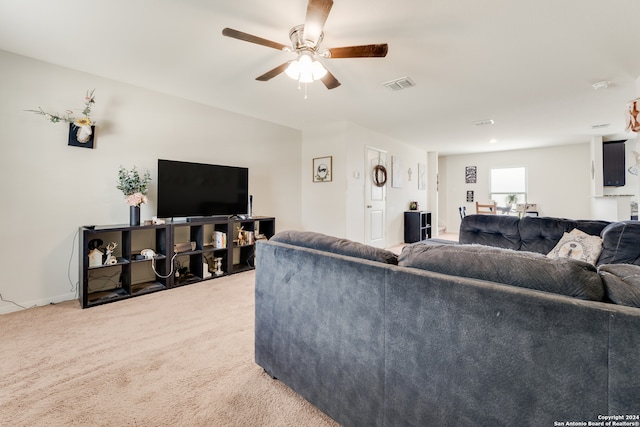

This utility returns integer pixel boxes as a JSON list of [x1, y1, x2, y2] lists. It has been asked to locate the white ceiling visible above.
[[1, 0, 639, 155]]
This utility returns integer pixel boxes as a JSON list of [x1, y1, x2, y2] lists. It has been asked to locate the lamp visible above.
[[285, 51, 327, 83]]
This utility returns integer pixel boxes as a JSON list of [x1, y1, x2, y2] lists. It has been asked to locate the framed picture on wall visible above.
[[68, 123, 95, 149], [313, 156, 332, 182], [465, 166, 477, 183], [467, 190, 474, 202]]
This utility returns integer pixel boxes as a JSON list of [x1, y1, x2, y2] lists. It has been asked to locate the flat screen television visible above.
[[157, 159, 248, 218]]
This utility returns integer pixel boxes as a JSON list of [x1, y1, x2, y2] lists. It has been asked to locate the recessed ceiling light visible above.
[[489, 139, 497, 144], [592, 81, 611, 90]]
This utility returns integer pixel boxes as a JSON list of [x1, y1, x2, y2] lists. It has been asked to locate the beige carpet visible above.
[[0, 271, 339, 427]]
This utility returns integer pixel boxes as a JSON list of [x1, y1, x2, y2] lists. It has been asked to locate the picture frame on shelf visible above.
[[313, 156, 332, 182]]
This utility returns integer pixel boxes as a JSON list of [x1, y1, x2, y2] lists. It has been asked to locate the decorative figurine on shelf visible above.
[[104, 242, 118, 265], [214, 257, 224, 276], [237, 225, 246, 245], [409, 201, 419, 210], [88, 238, 104, 268]]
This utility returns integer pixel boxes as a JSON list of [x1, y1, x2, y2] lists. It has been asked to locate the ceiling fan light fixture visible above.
[[285, 60, 300, 79], [222, 0, 386, 91], [299, 69, 314, 83], [285, 51, 327, 82], [311, 60, 327, 79]]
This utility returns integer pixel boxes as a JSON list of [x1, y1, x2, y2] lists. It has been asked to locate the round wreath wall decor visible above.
[[372, 164, 387, 187]]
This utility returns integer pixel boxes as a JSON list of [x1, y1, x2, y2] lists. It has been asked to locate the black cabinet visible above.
[[79, 216, 275, 308], [404, 211, 432, 243]]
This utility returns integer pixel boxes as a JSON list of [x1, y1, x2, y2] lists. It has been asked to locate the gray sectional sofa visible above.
[[254, 216, 640, 426]]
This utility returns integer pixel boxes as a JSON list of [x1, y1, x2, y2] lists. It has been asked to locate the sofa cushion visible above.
[[270, 230, 399, 265], [546, 229, 603, 266], [598, 263, 640, 308], [597, 221, 640, 266], [398, 243, 604, 301], [518, 216, 609, 254], [459, 215, 521, 250]]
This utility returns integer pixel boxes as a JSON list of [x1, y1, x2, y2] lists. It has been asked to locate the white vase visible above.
[[76, 125, 93, 143]]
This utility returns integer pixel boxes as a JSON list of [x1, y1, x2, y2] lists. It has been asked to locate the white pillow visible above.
[[546, 228, 603, 265]]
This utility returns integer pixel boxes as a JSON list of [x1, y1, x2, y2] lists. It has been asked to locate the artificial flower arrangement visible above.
[[27, 89, 96, 142], [117, 166, 152, 207]]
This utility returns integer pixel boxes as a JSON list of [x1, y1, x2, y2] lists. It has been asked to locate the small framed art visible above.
[[465, 166, 477, 183], [68, 123, 95, 149], [313, 156, 332, 182], [467, 190, 474, 202]]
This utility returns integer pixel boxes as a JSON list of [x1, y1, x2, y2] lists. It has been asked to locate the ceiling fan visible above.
[[222, 0, 388, 90]]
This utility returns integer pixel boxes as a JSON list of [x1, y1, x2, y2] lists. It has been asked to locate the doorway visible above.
[[365, 147, 387, 248]]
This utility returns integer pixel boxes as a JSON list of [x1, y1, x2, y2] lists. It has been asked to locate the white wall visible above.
[[439, 143, 593, 233], [0, 50, 302, 313], [302, 121, 428, 247], [301, 122, 348, 237]]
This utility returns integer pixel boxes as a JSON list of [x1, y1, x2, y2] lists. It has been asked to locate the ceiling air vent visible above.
[[473, 119, 495, 126], [383, 77, 416, 91]]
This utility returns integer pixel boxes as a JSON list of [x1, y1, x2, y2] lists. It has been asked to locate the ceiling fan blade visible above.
[[326, 44, 389, 58], [222, 27, 288, 51], [256, 62, 291, 82], [321, 69, 341, 90], [303, 0, 333, 47]]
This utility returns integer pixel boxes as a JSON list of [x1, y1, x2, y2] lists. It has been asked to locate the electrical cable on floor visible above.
[[0, 231, 81, 312], [0, 292, 28, 310], [68, 229, 79, 295]]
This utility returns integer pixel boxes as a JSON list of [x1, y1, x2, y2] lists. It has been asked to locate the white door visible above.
[[365, 147, 387, 248]]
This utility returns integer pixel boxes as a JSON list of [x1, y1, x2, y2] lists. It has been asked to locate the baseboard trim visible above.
[[0, 291, 77, 315]]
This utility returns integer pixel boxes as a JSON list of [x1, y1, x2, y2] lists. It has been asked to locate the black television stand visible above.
[[185, 215, 229, 223], [78, 216, 276, 308]]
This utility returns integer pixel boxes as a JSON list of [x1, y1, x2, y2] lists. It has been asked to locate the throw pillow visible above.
[[546, 228, 603, 266], [598, 264, 640, 308]]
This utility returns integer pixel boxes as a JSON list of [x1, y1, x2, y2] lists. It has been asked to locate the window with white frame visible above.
[[490, 167, 526, 213]]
